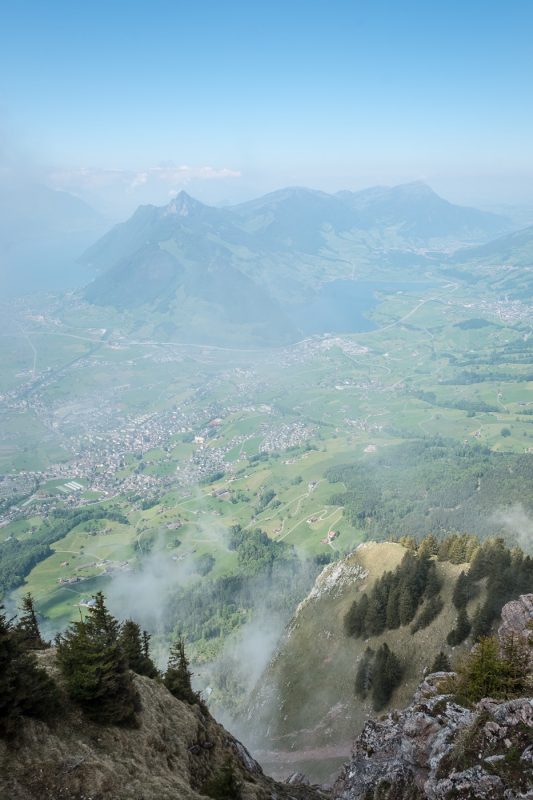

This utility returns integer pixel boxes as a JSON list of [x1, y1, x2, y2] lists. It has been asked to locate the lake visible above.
[[287, 279, 432, 335]]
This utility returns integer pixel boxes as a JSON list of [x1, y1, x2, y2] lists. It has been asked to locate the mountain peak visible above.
[[163, 191, 205, 217], [392, 180, 437, 197]]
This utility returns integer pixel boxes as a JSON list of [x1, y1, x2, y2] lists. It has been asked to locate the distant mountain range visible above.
[[336, 181, 509, 242], [450, 221, 533, 299], [79, 182, 517, 344]]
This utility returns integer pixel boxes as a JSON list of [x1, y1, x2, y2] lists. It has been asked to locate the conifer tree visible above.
[[398, 585, 416, 627], [371, 643, 403, 711], [411, 594, 444, 634], [344, 594, 369, 638], [499, 632, 531, 697], [119, 620, 158, 678], [431, 651, 451, 673], [365, 587, 387, 636], [56, 592, 140, 725], [418, 534, 439, 559], [455, 636, 504, 703], [0, 606, 57, 736], [454, 634, 531, 704], [15, 592, 48, 650], [141, 629, 159, 678], [163, 637, 198, 705], [385, 587, 401, 629], [452, 571, 477, 610], [354, 647, 374, 699], [424, 564, 441, 598], [471, 602, 493, 641], [447, 606, 471, 646]]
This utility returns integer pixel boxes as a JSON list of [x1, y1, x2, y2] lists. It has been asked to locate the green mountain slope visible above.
[[242, 542, 483, 782], [451, 222, 533, 298], [230, 186, 359, 253]]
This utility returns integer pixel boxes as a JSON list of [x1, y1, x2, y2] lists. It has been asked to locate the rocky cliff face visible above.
[[0, 651, 327, 800], [499, 594, 533, 661], [332, 595, 533, 800], [332, 674, 532, 800]]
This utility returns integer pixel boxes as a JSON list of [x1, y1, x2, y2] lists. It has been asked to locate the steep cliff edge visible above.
[[244, 543, 481, 782], [332, 595, 533, 800], [0, 650, 327, 800]]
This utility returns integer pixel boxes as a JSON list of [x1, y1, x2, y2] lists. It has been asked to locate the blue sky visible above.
[[1, 0, 532, 211]]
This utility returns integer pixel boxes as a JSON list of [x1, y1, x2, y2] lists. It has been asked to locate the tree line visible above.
[[447, 538, 533, 646]]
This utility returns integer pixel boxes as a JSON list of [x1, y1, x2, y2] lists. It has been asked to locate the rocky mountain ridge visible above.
[[1, 588, 531, 799], [0, 648, 327, 800]]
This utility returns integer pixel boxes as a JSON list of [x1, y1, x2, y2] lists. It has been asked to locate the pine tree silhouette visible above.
[[164, 637, 198, 705], [119, 620, 158, 678], [56, 592, 140, 725], [16, 593, 48, 650], [431, 650, 451, 672], [0, 606, 57, 736]]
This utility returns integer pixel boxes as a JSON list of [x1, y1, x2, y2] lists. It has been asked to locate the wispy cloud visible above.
[[49, 164, 241, 193], [491, 504, 533, 554], [46, 163, 242, 217]]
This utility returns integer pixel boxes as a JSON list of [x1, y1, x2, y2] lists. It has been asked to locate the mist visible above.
[[491, 505, 533, 555]]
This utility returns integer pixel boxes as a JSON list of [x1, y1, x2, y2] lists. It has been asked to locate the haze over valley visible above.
[[1, 2, 533, 797]]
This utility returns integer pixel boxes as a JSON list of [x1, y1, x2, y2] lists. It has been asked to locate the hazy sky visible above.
[[2, 0, 533, 213]]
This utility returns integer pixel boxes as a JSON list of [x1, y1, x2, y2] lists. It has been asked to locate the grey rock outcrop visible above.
[[499, 593, 533, 658], [333, 683, 533, 799]]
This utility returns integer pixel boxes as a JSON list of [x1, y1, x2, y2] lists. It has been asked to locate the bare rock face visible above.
[[332, 683, 533, 800], [498, 593, 533, 651]]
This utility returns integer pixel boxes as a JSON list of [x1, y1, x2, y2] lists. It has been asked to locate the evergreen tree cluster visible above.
[[354, 643, 403, 711], [451, 632, 532, 705], [446, 539, 533, 645], [163, 637, 202, 706], [56, 593, 204, 724], [228, 524, 289, 575], [56, 594, 144, 725], [0, 596, 57, 736], [344, 551, 442, 639], [435, 533, 479, 564], [1, 591, 203, 735]]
